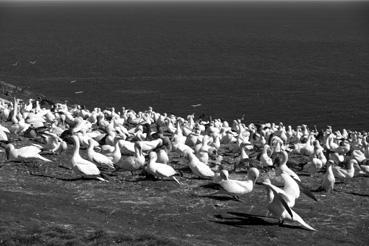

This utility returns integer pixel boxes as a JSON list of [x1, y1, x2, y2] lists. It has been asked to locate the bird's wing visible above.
[[155, 163, 176, 177], [76, 160, 101, 175], [262, 182, 293, 219], [20, 145, 42, 155]]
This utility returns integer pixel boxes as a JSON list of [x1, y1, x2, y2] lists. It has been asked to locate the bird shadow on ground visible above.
[[339, 191, 369, 197], [210, 212, 305, 230], [210, 212, 275, 228], [29, 172, 96, 182], [199, 182, 221, 190], [199, 194, 238, 202]]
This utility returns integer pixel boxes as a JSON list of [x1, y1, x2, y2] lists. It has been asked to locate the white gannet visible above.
[[275, 152, 317, 201], [262, 178, 317, 231], [217, 168, 259, 198], [39, 131, 67, 154], [0, 124, 10, 141], [321, 160, 335, 192], [139, 138, 163, 153], [195, 135, 217, 165], [118, 139, 136, 155], [146, 151, 180, 184], [115, 142, 145, 172], [258, 144, 273, 167], [3, 143, 52, 162], [157, 147, 169, 165], [70, 135, 106, 181], [104, 140, 122, 164], [185, 151, 215, 179], [303, 141, 327, 175], [275, 151, 300, 181], [332, 159, 355, 179], [87, 139, 115, 170]]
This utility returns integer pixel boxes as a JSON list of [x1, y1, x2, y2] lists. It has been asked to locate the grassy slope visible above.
[[0, 83, 368, 245]]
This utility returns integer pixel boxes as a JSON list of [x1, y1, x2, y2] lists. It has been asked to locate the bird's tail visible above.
[[37, 155, 52, 162], [96, 176, 108, 182], [172, 176, 182, 185], [292, 210, 317, 231]]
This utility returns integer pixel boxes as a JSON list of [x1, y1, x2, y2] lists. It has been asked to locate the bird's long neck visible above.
[[149, 155, 156, 165], [73, 137, 81, 158], [241, 146, 248, 159], [327, 164, 333, 175]]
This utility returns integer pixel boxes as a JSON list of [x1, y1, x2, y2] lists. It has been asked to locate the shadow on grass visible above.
[[340, 191, 369, 197], [0, 225, 179, 246], [200, 182, 221, 190], [210, 211, 307, 230]]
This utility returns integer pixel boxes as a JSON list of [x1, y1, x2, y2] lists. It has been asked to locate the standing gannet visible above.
[[87, 139, 115, 169], [321, 160, 335, 192], [104, 140, 122, 164], [156, 146, 169, 164], [217, 168, 259, 198], [233, 142, 253, 171], [258, 144, 273, 167], [2, 143, 52, 162], [0, 124, 10, 141], [146, 151, 180, 184], [265, 172, 301, 208], [70, 135, 106, 181], [185, 151, 215, 179], [275, 151, 317, 201], [274, 151, 300, 181], [303, 141, 327, 175], [195, 135, 216, 165], [262, 178, 317, 231]]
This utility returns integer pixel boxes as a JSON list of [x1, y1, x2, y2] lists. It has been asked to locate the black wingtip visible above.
[[278, 193, 293, 219]]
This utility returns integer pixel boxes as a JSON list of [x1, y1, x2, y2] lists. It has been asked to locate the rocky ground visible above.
[[0, 83, 368, 246]]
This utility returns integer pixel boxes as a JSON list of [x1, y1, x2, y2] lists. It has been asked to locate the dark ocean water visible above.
[[0, 1, 368, 130]]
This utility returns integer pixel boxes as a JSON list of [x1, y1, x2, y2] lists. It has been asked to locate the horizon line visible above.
[[2, 0, 369, 3]]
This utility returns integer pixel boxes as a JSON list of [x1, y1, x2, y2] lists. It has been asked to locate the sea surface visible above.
[[0, 1, 368, 130]]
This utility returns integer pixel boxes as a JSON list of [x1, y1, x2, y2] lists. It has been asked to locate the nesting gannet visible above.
[[217, 168, 259, 198], [2, 143, 52, 162], [118, 139, 136, 155], [139, 138, 163, 152], [115, 142, 145, 172], [40, 131, 67, 154], [332, 159, 355, 179]]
